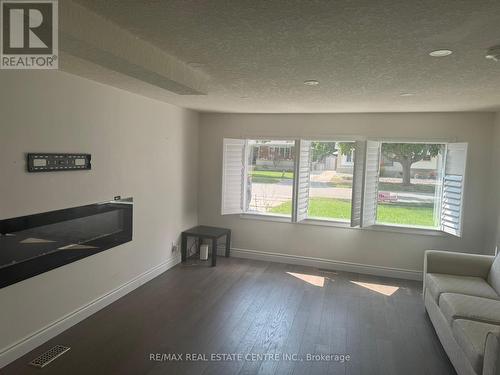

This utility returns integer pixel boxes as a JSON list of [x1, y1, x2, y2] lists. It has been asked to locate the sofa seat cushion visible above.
[[440, 293, 500, 325], [426, 273, 499, 303], [452, 319, 500, 374]]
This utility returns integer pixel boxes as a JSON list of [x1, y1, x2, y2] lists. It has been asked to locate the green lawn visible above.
[[309, 198, 351, 220], [378, 182, 435, 194], [377, 204, 435, 226], [250, 170, 293, 183], [269, 197, 436, 227]]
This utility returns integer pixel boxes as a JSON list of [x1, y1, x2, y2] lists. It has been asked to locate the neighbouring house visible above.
[[317, 151, 440, 178], [380, 154, 440, 179], [334, 152, 355, 173], [253, 141, 355, 173], [253, 141, 295, 171], [312, 150, 354, 173], [253, 141, 438, 179]]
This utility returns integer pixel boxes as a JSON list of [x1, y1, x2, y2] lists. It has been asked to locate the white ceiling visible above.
[[73, 0, 500, 113]]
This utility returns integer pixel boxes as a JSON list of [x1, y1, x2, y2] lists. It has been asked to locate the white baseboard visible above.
[[0, 255, 181, 369], [231, 247, 422, 281]]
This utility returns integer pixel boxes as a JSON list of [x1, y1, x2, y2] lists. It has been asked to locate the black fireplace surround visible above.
[[0, 198, 133, 288]]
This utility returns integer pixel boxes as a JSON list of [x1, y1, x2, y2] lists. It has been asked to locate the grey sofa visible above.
[[424, 250, 500, 375]]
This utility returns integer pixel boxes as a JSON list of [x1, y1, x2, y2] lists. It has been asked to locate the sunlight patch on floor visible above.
[[20, 237, 56, 244], [350, 281, 399, 296], [58, 244, 98, 250], [286, 272, 328, 287]]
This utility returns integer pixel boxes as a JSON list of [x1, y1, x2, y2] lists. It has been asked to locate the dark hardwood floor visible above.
[[3, 257, 456, 375]]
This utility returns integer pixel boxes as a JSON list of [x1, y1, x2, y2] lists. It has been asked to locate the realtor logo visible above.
[[1, 0, 58, 69]]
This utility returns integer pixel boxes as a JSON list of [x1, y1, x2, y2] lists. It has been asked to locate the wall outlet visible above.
[[171, 242, 178, 254]]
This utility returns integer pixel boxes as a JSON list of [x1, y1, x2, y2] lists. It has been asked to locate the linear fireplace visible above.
[[0, 198, 133, 288]]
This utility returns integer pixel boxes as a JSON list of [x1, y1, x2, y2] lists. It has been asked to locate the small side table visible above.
[[181, 225, 231, 266]]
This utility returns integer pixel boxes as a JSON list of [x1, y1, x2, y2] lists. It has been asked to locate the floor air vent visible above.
[[29, 345, 70, 368]]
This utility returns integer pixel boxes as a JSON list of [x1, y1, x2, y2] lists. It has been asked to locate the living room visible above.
[[1, 1, 500, 374]]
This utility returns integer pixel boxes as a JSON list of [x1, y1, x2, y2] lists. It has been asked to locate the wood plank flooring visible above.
[[2, 257, 456, 375]]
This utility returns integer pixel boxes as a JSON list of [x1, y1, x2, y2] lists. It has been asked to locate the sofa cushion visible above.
[[488, 254, 500, 295], [425, 273, 499, 303], [452, 319, 500, 374], [440, 293, 500, 325]]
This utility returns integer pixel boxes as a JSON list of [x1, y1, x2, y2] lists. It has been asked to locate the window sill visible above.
[[367, 224, 446, 237], [239, 213, 291, 223], [301, 218, 352, 228], [238, 214, 447, 237]]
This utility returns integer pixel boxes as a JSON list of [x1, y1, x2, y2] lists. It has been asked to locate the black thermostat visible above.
[[27, 153, 91, 172]]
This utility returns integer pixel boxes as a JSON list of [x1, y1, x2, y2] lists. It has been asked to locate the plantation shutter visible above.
[[441, 143, 468, 237], [361, 141, 381, 227], [293, 140, 312, 222], [351, 140, 366, 227], [221, 138, 246, 215]]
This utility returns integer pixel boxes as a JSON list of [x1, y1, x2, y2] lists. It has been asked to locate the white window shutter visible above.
[[441, 143, 468, 237], [350, 140, 366, 227], [221, 138, 246, 215], [293, 140, 311, 222], [361, 141, 381, 227]]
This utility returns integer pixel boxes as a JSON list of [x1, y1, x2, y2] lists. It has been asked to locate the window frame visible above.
[[299, 139, 357, 224], [221, 136, 467, 237], [243, 139, 296, 220], [374, 141, 447, 231]]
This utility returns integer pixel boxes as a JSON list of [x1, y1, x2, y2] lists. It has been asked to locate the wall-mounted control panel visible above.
[[27, 153, 91, 172]]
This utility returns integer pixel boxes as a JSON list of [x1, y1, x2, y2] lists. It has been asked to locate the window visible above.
[[303, 141, 355, 222], [345, 151, 353, 163], [221, 139, 295, 218], [376, 143, 446, 229], [221, 138, 468, 237], [247, 140, 295, 217], [357, 141, 468, 236]]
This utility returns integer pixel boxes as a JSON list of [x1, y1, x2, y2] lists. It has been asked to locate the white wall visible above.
[[0, 71, 198, 359], [492, 113, 500, 253], [199, 112, 495, 276]]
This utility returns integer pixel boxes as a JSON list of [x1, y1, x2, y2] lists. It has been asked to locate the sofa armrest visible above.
[[483, 331, 500, 375], [423, 250, 494, 298], [424, 250, 494, 279]]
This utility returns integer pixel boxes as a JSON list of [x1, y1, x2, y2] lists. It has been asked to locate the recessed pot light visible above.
[[429, 49, 453, 57], [303, 80, 319, 86], [399, 93, 415, 97]]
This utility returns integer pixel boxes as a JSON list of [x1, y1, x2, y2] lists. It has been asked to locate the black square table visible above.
[[181, 225, 231, 266]]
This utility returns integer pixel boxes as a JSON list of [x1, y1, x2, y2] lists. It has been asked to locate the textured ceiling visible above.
[[72, 0, 500, 113]]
